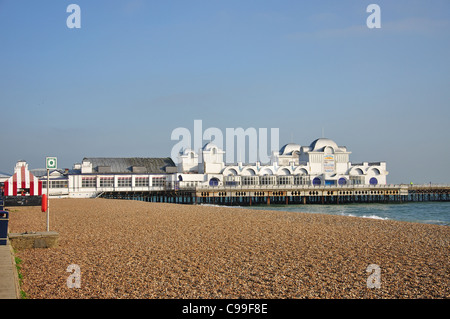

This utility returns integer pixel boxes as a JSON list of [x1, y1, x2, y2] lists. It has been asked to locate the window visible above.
[[277, 176, 292, 185], [338, 178, 347, 186], [312, 177, 321, 186], [41, 180, 69, 188], [82, 177, 96, 188], [117, 177, 131, 187], [184, 181, 199, 187], [224, 176, 239, 186], [152, 177, 166, 188], [209, 178, 219, 186], [369, 177, 378, 185], [350, 176, 364, 185], [260, 175, 275, 185], [242, 176, 257, 186], [135, 177, 149, 187], [99, 177, 114, 187], [294, 176, 309, 185], [51, 180, 68, 188]]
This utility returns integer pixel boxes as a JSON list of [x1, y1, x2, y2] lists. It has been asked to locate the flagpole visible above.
[[46, 168, 49, 232]]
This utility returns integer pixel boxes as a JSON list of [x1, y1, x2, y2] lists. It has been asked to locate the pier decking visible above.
[[408, 185, 450, 202], [100, 184, 450, 206]]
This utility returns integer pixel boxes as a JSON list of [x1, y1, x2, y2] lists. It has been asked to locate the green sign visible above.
[[46, 157, 57, 169]]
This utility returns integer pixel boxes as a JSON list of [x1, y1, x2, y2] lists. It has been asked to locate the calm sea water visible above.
[[243, 202, 450, 226]]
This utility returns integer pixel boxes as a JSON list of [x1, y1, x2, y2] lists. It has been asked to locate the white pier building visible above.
[[177, 138, 388, 189], [1, 138, 388, 198]]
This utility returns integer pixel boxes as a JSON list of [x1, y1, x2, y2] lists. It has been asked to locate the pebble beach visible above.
[[8, 198, 450, 299]]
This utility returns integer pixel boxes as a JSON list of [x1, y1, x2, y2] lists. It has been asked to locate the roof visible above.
[[0, 171, 11, 178], [82, 157, 175, 174], [30, 169, 65, 178], [279, 143, 300, 155], [202, 142, 217, 151], [309, 138, 338, 151], [179, 148, 196, 156]]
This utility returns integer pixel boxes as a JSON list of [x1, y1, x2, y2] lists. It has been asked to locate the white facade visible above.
[[178, 138, 388, 188], [67, 173, 171, 198], [24, 157, 177, 198], [4, 137, 388, 198]]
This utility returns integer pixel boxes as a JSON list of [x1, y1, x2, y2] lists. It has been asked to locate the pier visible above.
[[99, 184, 450, 206], [408, 185, 450, 202]]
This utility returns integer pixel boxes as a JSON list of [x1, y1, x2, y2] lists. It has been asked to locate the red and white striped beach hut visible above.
[[3, 161, 42, 196]]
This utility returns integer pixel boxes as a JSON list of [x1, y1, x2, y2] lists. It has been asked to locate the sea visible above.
[[242, 202, 450, 226]]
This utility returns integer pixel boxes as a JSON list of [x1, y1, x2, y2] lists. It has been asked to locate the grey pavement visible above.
[[0, 242, 19, 299]]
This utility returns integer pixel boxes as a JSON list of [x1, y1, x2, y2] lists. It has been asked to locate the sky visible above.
[[0, 0, 449, 184]]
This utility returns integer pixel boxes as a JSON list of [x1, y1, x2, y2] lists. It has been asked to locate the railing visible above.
[[73, 182, 450, 193], [95, 192, 105, 198], [194, 183, 408, 191], [408, 184, 450, 188]]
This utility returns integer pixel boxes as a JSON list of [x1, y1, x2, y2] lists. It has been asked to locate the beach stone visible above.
[[6, 198, 450, 299]]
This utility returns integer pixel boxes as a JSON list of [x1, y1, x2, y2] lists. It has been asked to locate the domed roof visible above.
[[309, 138, 339, 151], [202, 142, 217, 151], [279, 143, 300, 155], [180, 148, 196, 155]]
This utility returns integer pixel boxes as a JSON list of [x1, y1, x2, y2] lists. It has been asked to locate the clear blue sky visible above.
[[1, 0, 449, 184]]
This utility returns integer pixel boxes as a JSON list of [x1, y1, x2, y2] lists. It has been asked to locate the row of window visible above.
[[223, 176, 376, 186], [80, 177, 165, 188], [41, 180, 68, 189], [224, 176, 311, 186], [43, 176, 378, 189]]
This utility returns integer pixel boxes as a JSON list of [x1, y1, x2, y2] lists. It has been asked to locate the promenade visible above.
[[0, 243, 19, 299]]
